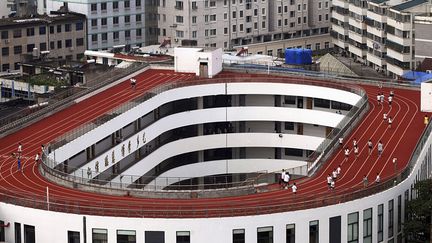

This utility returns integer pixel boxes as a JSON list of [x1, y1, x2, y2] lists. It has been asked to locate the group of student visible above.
[[377, 90, 394, 106], [279, 169, 297, 194], [12, 143, 44, 172], [326, 165, 342, 190]]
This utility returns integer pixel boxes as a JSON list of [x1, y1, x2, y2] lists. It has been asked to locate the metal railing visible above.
[[0, 63, 148, 138]]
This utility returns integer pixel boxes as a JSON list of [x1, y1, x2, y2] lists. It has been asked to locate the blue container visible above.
[[285, 48, 312, 65]]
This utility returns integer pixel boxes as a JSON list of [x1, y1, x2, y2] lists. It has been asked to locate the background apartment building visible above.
[[331, 0, 431, 78], [0, 13, 86, 72], [158, 0, 332, 56], [46, 0, 159, 51]]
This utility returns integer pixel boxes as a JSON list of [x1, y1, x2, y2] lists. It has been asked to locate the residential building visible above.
[[331, 0, 431, 78], [46, 0, 159, 51], [0, 1, 11, 19], [0, 12, 86, 72], [7, 0, 38, 17], [158, 0, 332, 56], [415, 14, 432, 63]]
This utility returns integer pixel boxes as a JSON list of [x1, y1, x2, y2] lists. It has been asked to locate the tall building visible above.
[[0, 13, 86, 72], [158, 0, 332, 55], [331, 0, 431, 78], [46, 0, 159, 51]]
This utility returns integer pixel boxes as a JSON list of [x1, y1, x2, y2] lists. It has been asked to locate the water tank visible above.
[[285, 48, 312, 65]]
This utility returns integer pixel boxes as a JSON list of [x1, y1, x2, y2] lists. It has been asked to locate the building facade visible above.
[[415, 14, 432, 63], [331, 0, 431, 78], [46, 0, 159, 51], [0, 13, 86, 72], [158, 0, 332, 55]]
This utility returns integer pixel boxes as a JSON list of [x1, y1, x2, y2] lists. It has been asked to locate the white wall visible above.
[[174, 47, 223, 77], [421, 82, 432, 112], [51, 82, 357, 163]]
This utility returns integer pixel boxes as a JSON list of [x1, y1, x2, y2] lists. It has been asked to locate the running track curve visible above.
[[0, 69, 428, 218]]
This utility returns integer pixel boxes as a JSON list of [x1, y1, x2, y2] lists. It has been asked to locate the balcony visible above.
[[348, 18, 366, 30], [332, 0, 349, 8], [387, 48, 413, 63], [366, 39, 385, 52], [366, 11, 386, 23], [332, 11, 349, 23], [349, 44, 367, 58], [386, 33, 412, 47], [387, 18, 412, 31], [367, 26, 385, 38], [367, 52, 386, 67], [349, 30, 366, 44], [386, 62, 406, 77], [332, 24, 348, 36]]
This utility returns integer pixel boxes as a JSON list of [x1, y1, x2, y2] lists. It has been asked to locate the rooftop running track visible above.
[[0, 69, 428, 218]]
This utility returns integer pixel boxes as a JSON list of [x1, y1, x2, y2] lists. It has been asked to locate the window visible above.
[[285, 148, 303, 157], [136, 29, 142, 37], [24, 225, 35, 243], [176, 16, 183, 23], [40, 42, 47, 51], [1, 31, 8, 39], [91, 34, 98, 42], [125, 15, 130, 24], [309, 220, 319, 243], [176, 231, 190, 243], [331, 101, 352, 111], [65, 39, 72, 47], [113, 17, 119, 25], [284, 96, 296, 105], [285, 122, 294, 130], [39, 26, 46, 35], [286, 224, 295, 243], [113, 1, 119, 10], [0, 221, 4, 241], [125, 30, 131, 38], [117, 230, 135, 243], [13, 29, 21, 38], [2, 47, 9, 56], [26, 28, 35, 36], [192, 16, 197, 23], [57, 25, 62, 33], [92, 229, 107, 243], [348, 212, 359, 243], [389, 199, 394, 238], [14, 45, 22, 54], [397, 195, 402, 233], [113, 32, 119, 40], [378, 204, 384, 242], [145, 231, 164, 243], [136, 14, 142, 22], [50, 26, 54, 34], [15, 223, 21, 243], [50, 41, 55, 49], [91, 19, 98, 27], [124, 0, 130, 8], [65, 24, 71, 32], [2, 64, 9, 72], [363, 208, 372, 243], [91, 3, 97, 11], [27, 44, 35, 53], [68, 231, 80, 243], [233, 229, 245, 243], [257, 226, 273, 243], [101, 18, 107, 26], [101, 33, 107, 42], [136, 0, 141, 6], [76, 38, 84, 46], [101, 2, 107, 10], [76, 22, 84, 31], [57, 40, 62, 49], [314, 98, 330, 108]]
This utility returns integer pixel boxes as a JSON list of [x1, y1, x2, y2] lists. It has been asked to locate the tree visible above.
[[404, 178, 432, 242]]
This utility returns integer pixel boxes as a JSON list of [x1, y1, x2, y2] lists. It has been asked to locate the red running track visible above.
[[0, 69, 428, 218]]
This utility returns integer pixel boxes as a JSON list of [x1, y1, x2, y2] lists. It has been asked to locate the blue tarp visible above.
[[401, 71, 427, 80], [285, 48, 312, 65], [414, 73, 432, 84]]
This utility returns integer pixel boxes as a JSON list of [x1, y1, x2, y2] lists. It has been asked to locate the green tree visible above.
[[404, 178, 432, 242]]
